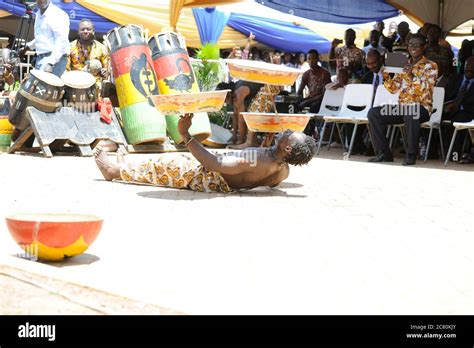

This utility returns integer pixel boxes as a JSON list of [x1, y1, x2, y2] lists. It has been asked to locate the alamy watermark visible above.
[[380, 103, 421, 119], [217, 149, 259, 167]]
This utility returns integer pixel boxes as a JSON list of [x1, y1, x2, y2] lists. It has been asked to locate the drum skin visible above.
[[8, 70, 64, 131], [106, 25, 166, 145], [62, 71, 98, 112], [149, 32, 210, 144]]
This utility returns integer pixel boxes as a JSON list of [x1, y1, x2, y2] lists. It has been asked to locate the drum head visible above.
[[30, 69, 65, 87], [61, 71, 96, 88]]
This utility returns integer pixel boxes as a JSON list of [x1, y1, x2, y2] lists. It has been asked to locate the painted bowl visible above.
[[225, 59, 304, 86], [241, 113, 312, 133], [150, 90, 230, 115], [6, 213, 103, 261]]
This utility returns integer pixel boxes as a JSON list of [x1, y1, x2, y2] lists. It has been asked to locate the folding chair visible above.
[[420, 87, 445, 161], [390, 87, 445, 161], [444, 120, 474, 166], [318, 84, 374, 157], [312, 88, 345, 155]]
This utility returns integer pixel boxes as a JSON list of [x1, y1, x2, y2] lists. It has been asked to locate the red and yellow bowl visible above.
[[241, 112, 311, 133], [150, 90, 230, 115], [5, 213, 103, 261], [225, 59, 303, 86]]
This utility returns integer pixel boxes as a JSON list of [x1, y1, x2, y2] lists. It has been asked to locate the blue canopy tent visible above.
[[0, 0, 117, 33], [259, 0, 400, 24], [227, 13, 331, 53], [192, 7, 331, 53]]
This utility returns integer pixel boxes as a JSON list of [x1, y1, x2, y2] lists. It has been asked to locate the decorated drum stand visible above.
[[149, 31, 211, 144], [105, 25, 166, 145]]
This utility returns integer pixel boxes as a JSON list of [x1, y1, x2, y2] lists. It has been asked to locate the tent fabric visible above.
[[259, 0, 400, 24], [170, 0, 244, 29], [0, 9, 10, 18], [227, 12, 330, 53], [76, 0, 247, 48], [192, 8, 230, 44], [0, 0, 117, 33], [387, 0, 474, 33]]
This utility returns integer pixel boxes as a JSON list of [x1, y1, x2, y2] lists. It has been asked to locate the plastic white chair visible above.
[[390, 87, 445, 161], [444, 120, 474, 166], [421, 87, 445, 162], [373, 85, 399, 107], [317, 84, 374, 157], [312, 87, 345, 155], [314, 87, 345, 117]]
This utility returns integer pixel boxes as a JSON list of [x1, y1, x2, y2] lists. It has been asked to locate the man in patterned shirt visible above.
[[367, 34, 438, 165], [66, 19, 109, 90], [329, 29, 365, 81]]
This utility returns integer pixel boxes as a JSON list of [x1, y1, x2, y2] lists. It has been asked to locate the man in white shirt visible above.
[[24, 0, 70, 76]]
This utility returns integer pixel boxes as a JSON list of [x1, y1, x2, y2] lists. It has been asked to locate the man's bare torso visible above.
[[217, 148, 289, 190]]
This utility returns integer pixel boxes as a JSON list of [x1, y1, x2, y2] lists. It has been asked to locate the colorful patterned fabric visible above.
[[300, 67, 332, 98], [248, 84, 282, 113], [383, 56, 438, 114], [120, 153, 233, 193], [66, 39, 109, 86], [334, 45, 365, 73]]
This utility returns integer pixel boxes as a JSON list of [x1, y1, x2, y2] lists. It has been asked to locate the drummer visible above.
[[66, 19, 109, 91], [94, 114, 316, 192], [22, 0, 70, 76]]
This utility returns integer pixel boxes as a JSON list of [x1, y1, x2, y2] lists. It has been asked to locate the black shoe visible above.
[[368, 153, 394, 163], [403, 154, 416, 166]]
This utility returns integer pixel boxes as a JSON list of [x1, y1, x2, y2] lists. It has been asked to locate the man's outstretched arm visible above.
[[178, 114, 254, 175]]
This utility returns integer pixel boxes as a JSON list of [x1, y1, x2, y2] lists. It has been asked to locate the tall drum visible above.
[[149, 31, 211, 144], [105, 25, 166, 145], [8, 70, 64, 131], [0, 97, 13, 147], [61, 71, 97, 113]]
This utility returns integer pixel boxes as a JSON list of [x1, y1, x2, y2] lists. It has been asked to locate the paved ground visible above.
[[0, 148, 473, 314]]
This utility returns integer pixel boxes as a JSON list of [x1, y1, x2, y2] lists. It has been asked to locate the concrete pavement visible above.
[[0, 149, 473, 314]]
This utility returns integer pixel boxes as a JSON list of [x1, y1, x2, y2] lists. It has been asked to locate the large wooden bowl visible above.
[[150, 90, 230, 115], [6, 213, 103, 261], [225, 59, 304, 86], [241, 113, 312, 133]]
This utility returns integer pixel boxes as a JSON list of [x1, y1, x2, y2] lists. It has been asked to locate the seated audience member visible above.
[[330, 29, 365, 81], [443, 57, 474, 162], [375, 21, 393, 52], [363, 30, 388, 57], [433, 57, 458, 102], [457, 39, 473, 75], [297, 49, 332, 114], [424, 24, 454, 73], [392, 22, 412, 53], [325, 68, 349, 91], [0, 63, 16, 93], [67, 19, 109, 90], [367, 34, 437, 165], [281, 53, 295, 68], [272, 51, 282, 65]]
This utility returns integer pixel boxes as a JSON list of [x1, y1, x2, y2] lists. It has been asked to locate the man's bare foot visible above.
[[94, 147, 121, 181]]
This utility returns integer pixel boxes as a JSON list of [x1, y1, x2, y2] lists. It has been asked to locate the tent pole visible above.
[[438, 0, 444, 31]]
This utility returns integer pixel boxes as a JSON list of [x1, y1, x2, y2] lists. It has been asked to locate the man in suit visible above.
[[443, 56, 474, 161], [354, 50, 385, 155]]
